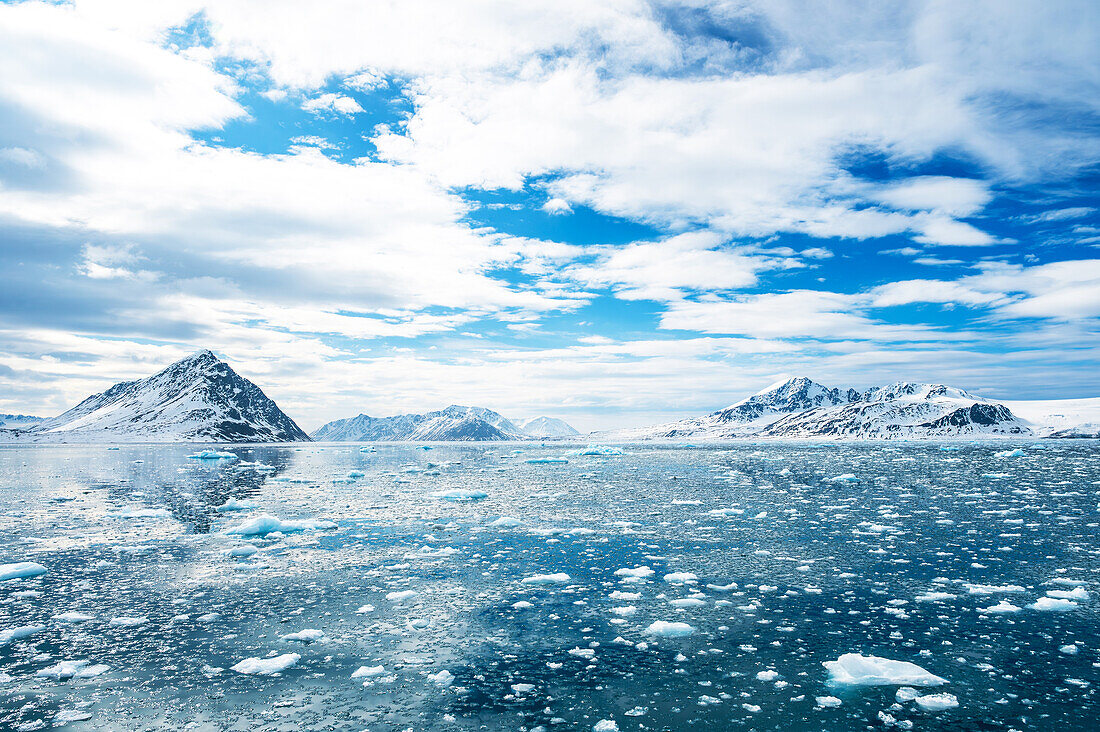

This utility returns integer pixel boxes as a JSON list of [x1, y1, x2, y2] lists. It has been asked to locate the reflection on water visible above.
[[0, 441, 1098, 730]]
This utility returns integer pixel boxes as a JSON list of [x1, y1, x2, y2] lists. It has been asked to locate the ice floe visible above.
[[231, 653, 301, 676], [823, 653, 947, 687]]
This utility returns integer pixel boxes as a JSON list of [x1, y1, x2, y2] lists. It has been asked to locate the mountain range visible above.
[[311, 406, 579, 441], [2, 351, 1097, 443]]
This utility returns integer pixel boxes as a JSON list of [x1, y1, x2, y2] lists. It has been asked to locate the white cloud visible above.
[[301, 92, 364, 116]]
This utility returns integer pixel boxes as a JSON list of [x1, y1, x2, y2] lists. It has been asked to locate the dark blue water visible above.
[[0, 441, 1097, 730]]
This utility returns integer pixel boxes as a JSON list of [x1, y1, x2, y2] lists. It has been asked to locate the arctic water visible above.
[[0, 441, 1098, 730]]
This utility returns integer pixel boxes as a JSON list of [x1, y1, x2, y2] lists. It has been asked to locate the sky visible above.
[[1, 0, 1099, 432]]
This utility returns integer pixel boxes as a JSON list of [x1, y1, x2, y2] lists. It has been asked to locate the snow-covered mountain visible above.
[[761, 383, 1030, 438], [598, 377, 1032, 440], [312, 405, 529, 441], [2, 350, 310, 443], [313, 406, 580, 441], [515, 416, 581, 438], [0, 413, 43, 429], [600, 377, 860, 440]]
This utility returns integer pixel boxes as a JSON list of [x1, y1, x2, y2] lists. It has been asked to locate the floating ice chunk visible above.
[[823, 653, 947, 687], [756, 670, 779, 681], [569, 647, 596, 658], [645, 621, 695, 637], [895, 687, 921, 702], [1028, 597, 1078, 611], [427, 669, 454, 686], [1046, 587, 1090, 600], [964, 583, 1025, 595], [614, 566, 655, 579], [214, 498, 256, 512], [915, 592, 957, 602], [707, 508, 744, 517], [815, 696, 842, 708], [355, 604, 375, 613], [706, 582, 738, 592], [577, 445, 624, 456], [281, 629, 325, 643], [109, 616, 148, 627], [512, 601, 533, 609], [54, 709, 94, 724], [0, 625, 44, 645], [0, 562, 47, 581], [663, 572, 698, 584], [227, 544, 259, 558], [352, 664, 386, 677], [670, 598, 706, 608], [611, 606, 637, 616], [231, 653, 300, 676], [978, 600, 1021, 614], [187, 450, 237, 460], [993, 449, 1025, 458], [109, 507, 171, 519], [53, 612, 95, 623], [346, 470, 365, 479], [433, 489, 488, 502], [225, 514, 337, 536], [386, 590, 419, 602], [913, 692, 959, 711], [1060, 644, 1078, 654], [36, 660, 109, 680], [522, 573, 571, 585], [828, 474, 861, 483], [490, 516, 523, 528], [511, 683, 535, 694], [593, 721, 619, 732]]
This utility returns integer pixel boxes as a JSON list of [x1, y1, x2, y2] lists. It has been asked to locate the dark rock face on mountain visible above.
[[713, 377, 858, 422], [11, 350, 310, 443]]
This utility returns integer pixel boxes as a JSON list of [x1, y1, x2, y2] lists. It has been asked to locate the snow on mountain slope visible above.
[[515, 416, 580, 438], [762, 382, 1030, 439], [312, 405, 528, 441], [597, 378, 1035, 441], [1001, 396, 1100, 437], [597, 377, 856, 440], [4, 350, 309, 443]]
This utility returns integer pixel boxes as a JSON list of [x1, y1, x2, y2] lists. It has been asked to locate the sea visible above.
[[0, 440, 1097, 730]]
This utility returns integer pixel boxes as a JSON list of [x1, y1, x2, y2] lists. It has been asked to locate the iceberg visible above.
[[644, 621, 696, 637], [231, 653, 301, 676], [0, 561, 47, 581], [823, 653, 947, 687], [187, 449, 238, 460], [225, 514, 337, 537]]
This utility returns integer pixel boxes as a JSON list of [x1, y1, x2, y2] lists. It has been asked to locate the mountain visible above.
[[0, 413, 44, 429], [515, 416, 581, 438], [312, 405, 530, 441], [3, 350, 310, 443], [600, 377, 858, 440], [598, 377, 1031, 440], [761, 383, 1030, 438], [1000, 396, 1100, 438]]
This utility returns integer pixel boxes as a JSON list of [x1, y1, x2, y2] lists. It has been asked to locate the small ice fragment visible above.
[[614, 566, 655, 579], [433, 489, 488, 502], [1046, 587, 1090, 600], [644, 621, 696, 637], [913, 692, 959, 711], [993, 449, 1025, 458], [36, 660, 109, 680], [1028, 597, 1078, 611], [815, 696, 842, 708], [490, 516, 522, 527], [231, 653, 300, 676], [0, 562, 47, 581], [978, 600, 1021, 614], [593, 721, 619, 732], [214, 498, 256, 512], [225, 514, 337, 536], [0, 625, 44, 645], [663, 572, 698, 584], [108, 616, 148, 627], [828, 474, 860, 483], [823, 653, 947, 687], [386, 590, 418, 603], [352, 664, 386, 678], [53, 612, 95, 623], [522, 573, 571, 585], [1060, 644, 1078, 654], [427, 669, 454, 686], [187, 450, 238, 460]]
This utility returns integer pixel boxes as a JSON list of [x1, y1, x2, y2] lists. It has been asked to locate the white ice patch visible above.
[[214, 498, 256, 512], [978, 600, 1021, 614], [913, 692, 959, 711], [521, 573, 571, 585], [108, 616, 148, 627], [352, 664, 386, 678], [0, 562, 47, 581], [0, 625, 44, 645], [432, 489, 488, 502], [645, 621, 696, 637], [36, 660, 110, 680], [823, 653, 947, 687], [280, 629, 325, 643], [231, 653, 300, 676], [225, 514, 337, 536], [1028, 597, 1078, 611]]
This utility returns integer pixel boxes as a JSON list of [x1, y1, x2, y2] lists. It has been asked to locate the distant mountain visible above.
[[312, 406, 579, 441], [313, 405, 528, 441], [515, 416, 581, 438], [2, 350, 310, 443], [761, 383, 1030, 438], [598, 377, 1031, 440], [0, 413, 44, 429]]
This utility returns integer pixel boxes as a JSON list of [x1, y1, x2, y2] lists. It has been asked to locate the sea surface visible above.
[[0, 441, 1098, 730]]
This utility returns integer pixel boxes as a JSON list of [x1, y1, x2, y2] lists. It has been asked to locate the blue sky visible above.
[[1, 0, 1099, 431]]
